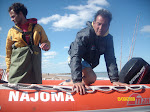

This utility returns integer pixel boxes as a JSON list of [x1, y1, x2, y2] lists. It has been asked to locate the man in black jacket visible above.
[[63, 9, 127, 94]]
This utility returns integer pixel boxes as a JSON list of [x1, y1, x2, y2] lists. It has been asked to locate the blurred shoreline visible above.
[[1, 69, 108, 80], [42, 73, 71, 80], [42, 72, 109, 80]]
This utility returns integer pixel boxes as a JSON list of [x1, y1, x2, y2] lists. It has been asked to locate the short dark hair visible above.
[[8, 3, 28, 18], [94, 9, 112, 24]]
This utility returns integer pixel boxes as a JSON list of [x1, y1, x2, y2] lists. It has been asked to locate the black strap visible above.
[[30, 24, 36, 45], [12, 26, 31, 44], [12, 26, 32, 35], [12, 26, 24, 33], [12, 24, 36, 45]]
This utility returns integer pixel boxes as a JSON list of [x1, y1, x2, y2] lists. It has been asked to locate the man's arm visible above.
[[69, 32, 89, 94], [104, 35, 119, 82], [38, 25, 50, 51], [5, 30, 14, 73], [104, 35, 128, 86], [69, 31, 89, 83]]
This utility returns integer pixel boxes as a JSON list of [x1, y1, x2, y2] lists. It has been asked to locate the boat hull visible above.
[[0, 80, 150, 112]]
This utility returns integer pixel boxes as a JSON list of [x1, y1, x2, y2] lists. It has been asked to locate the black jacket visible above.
[[68, 21, 119, 83]]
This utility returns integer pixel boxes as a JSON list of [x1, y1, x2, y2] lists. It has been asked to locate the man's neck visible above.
[[21, 19, 28, 24], [17, 18, 27, 26]]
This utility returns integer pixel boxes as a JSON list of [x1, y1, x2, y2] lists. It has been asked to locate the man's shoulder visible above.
[[108, 34, 113, 37], [9, 27, 14, 31], [31, 23, 42, 29], [8, 27, 20, 34], [77, 27, 91, 38], [106, 34, 113, 40], [35, 23, 41, 27], [30, 24, 45, 32]]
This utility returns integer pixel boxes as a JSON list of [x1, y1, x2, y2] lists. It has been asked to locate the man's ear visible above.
[[19, 11, 24, 17], [19, 11, 22, 15], [19, 11, 26, 18]]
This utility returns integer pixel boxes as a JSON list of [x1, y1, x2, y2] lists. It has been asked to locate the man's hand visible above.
[[40, 43, 50, 51], [112, 81, 128, 86], [72, 82, 86, 95]]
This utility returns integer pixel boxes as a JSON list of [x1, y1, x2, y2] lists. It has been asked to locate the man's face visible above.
[[93, 15, 110, 36], [9, 10, 22, 25]]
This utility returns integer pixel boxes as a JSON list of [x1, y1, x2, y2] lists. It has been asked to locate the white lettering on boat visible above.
[[40, 92, 50, 102], [8, 91, 75, 102], [30, 92, 38, 102], [20, 92, 30, 101]]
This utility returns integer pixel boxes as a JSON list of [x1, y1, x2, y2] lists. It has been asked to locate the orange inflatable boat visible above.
[[0, 80, 150, 112]]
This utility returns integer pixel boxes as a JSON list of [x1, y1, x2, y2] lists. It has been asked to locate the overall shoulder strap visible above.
[[12, 26, 32, 45], [30, 24, 36, 45], [12, 26, 24, 33], [12, 26, 32, 35], [12, 24, 36, 45]]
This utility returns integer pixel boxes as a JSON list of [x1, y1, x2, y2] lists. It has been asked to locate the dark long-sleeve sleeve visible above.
[[104, 36, 119, 82], [69, 32, 89, 83]]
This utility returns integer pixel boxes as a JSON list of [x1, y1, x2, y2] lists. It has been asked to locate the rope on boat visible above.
[[2, 83, 147, 93], [90, 85, 144, 93], [3, 83, 54, 90]]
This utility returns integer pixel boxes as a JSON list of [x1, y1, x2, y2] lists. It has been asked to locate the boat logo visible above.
[[8, 91, 75, 102], [127, 93, 150, 105]]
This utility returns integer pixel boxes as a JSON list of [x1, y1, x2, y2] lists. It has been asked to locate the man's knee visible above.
[[88, 74, 97, 84], [84, 76, 96, 85], [82, 67, 97, 85]]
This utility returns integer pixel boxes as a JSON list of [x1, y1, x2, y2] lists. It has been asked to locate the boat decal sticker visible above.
[[8, 91, 75, 102], [117, 97, 135, 101], [127, 93, 150, 105]]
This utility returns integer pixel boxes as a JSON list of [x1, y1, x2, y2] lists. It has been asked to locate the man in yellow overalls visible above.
[[5, 3, 50, 84]]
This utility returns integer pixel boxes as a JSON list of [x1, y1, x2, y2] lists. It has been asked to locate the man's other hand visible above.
[[72, 82, 86, 95], [40, 43, 50, 51], [113, 81, 128, 86]]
